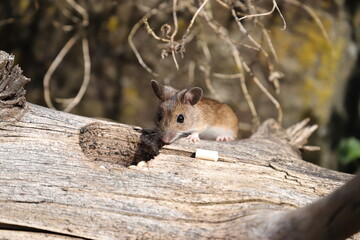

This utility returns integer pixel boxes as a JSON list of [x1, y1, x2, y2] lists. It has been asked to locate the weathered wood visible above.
[[0, 103, 359, 240], [1, 50, 359, 239], [0, 50, 29, 120]]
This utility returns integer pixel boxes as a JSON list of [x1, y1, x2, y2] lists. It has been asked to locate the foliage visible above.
[[338, 137, 360, 166]]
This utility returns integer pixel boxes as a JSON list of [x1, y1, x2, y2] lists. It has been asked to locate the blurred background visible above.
[[0, 0, 359, 173]]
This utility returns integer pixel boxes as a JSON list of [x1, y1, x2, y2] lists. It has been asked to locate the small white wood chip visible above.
[[195, 149, 219, 161], [99, 165, 106, 169], [137, 161, 147, 167]]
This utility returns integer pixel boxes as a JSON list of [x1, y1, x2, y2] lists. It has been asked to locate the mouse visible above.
[[151, 80, 238, 144]]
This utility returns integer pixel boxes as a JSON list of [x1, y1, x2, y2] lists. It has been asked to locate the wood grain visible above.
[[1, 103, 359, 239]]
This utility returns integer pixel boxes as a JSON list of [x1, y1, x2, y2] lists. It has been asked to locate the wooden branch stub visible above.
[[286, 118, 320, 151], [0, 50, 30, 120], [252, 118, 320, 152]]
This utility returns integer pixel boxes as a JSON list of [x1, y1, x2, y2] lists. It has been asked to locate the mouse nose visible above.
[[162, 135, 173, 144], [161, 131, 177, 144]]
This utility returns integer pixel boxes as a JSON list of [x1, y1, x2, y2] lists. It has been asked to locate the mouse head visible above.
[[151, 80, 203, 144]]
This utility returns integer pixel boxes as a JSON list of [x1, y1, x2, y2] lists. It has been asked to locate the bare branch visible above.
[[170, 0, 180, 70], [143, 18, 170, 43], [43, 33, 80, 109], [231, 8, 283, 123], [180, 0, 210, 43], [199, 8, 260, 127], [62, 37, 91, 112], [251, 75, 283, 123], [238, 0, 286, 30], [65, 0, 89, 27], [128, 2, 169, 77], [284, 0, 331, 47]]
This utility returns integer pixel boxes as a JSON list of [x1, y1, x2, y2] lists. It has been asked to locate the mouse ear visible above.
[[151, 80, 163, 99], [151, 80, 176, 101], [180, 87, 203, 105]]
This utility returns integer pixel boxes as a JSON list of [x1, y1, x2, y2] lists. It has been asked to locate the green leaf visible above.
[[338, 137, 360, 165]]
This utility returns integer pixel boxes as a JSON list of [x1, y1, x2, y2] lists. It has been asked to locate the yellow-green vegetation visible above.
[[271, 11, 344, 125], [106, 15, 119, 33], [19, 0, 30, 13]]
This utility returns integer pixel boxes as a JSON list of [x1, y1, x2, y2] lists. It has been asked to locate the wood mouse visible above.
[[151, 80, 238, 144]]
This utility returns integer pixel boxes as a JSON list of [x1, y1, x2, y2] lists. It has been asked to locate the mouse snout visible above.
[[161, 131, 178, 144]]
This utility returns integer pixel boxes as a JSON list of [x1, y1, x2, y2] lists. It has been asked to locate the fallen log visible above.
[[0, 50, 359, 240]]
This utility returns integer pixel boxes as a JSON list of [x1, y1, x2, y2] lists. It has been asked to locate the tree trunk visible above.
[[1, 50, 359, 240]]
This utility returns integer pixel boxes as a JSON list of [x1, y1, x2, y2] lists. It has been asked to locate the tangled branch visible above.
[[43, 0, 91, 112], [129, 0, 331, 130]]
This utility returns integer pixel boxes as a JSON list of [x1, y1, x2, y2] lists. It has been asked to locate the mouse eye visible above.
[[157, 112, 163, 122], [177, 114, 184, 123]]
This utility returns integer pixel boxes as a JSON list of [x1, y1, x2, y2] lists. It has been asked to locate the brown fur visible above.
[[198, 98, 238, 138], [151, 80, 238, 143]]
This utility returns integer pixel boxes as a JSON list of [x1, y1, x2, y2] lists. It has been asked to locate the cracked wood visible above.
[[1, 102, 359, 240]]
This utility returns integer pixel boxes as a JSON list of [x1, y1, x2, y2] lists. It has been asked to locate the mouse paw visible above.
[[187, 132, 200, 143], [216, 136, 234, 142]]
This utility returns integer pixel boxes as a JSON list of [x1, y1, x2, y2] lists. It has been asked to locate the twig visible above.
[[200, 9, 260, 127], [284, 0, 331, 47], [214, 0, 230, 9], [213, 73, 244, 79], [238, 0, 286, 30], [269, 71, 283, 94], [234, 3, 284, 97], [198, 39, 223, 101], [56, 2, 81, 23], [52, 20, 74, 32], [180, 0, 210, 43], [232, 9, 269, 60], [169, 0, 210, 70], [44, 0, 91, 111], [140, 0, 209, 71], [143, 18, 170, 43], [232, 8, 283, 123], [43, 33, 80, 109], [170, 0, 179, 70], [232, 48, 260, 127], [170, 0, 179, 42], [262, 28, 278, 61], [199, 65, 223, 102], [63, 37, 91, 112], [128, 18, 158, 76], [65, 0, 89, 27], [251, 75, 283, 123], [128, 2, 169, 77]]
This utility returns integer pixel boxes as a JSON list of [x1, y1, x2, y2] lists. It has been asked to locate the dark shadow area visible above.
[[0, 222, 90, 239], [79, 122, 164, 168], [133, 128, 165, 165], [328, 52, 360, 173]]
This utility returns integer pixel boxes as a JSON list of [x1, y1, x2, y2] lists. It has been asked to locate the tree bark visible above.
[[1, 50, 359, 240]]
